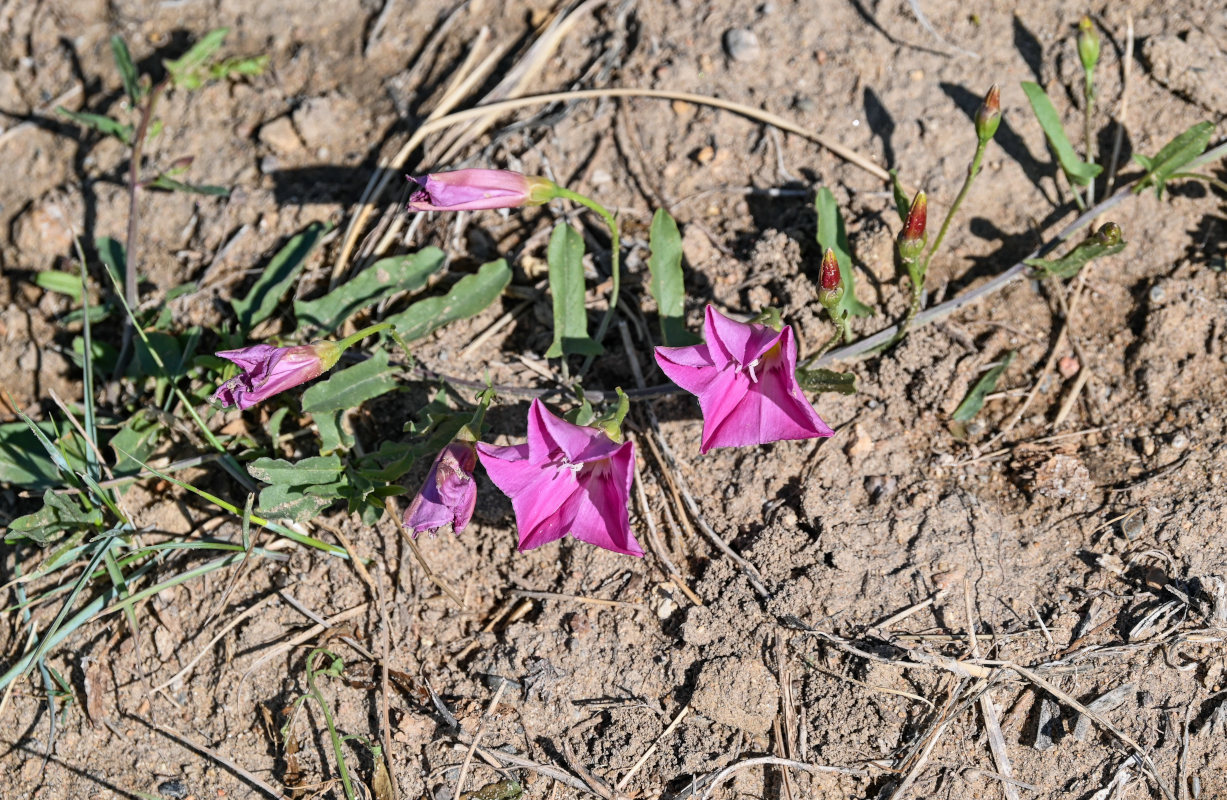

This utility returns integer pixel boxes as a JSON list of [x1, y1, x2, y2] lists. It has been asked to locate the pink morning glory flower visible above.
[[406, 169, 556, 212], [476, 399, 642, 557], [213, 341, 341, 410], [654, 305, 834, 454], [403, 441, 479, 537]]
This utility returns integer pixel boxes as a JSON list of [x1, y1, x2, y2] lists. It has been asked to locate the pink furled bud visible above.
[[898, 191, 927, 261], [476, 400, 642, 556], [406, 169, 556, 212], [403, 441, 479, 537], [213, 341, 341, 410], [818, 248, 844, 311], [654, 305, 834, 454], [975, 84, 1001, 144]]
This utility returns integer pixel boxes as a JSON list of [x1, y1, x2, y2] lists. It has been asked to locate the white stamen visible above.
[[746, 358, 760, 383]]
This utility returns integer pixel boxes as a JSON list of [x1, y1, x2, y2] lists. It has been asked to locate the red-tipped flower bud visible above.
[[897, 191, 927, 262], [975, 84, 1001, 144], [1078, 17, 1100, 74], [818, 248, 844, 311]]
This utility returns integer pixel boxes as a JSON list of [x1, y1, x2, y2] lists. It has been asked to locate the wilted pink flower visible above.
[[654, 305, 834, 454], [213, 342, 341, 410], [403, 441, 478, 537], [476, 399, 642, 557], [406, 169, 556, 212]]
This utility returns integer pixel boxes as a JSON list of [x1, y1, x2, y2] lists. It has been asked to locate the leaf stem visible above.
[[335, 322, 393, 351], [1084, 73, 1096, 207]]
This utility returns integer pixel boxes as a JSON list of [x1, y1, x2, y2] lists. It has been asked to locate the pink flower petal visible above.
[[525, 399, 620, 464], [703, 305, 782, 367], [654, 342, 720, 396], [568, 442, 642, 556]]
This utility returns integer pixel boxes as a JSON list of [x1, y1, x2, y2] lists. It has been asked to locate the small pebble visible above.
[[723, 28, 761, 62], [1170, 432, 1188, 450], [1121, 516, 1144, 541], [1141, 437, 1156, 456], [158, 780, 188, 800], [1058, 356, 1080, 379], [1149, 284, 1165, 303]]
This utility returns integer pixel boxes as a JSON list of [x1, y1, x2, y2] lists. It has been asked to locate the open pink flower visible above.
[[654, 305, 834, 453], [403, 441, 478, 537], [213, 342, 340, 410], [476, 399, 642, 556], [406, 169, 555, 212]]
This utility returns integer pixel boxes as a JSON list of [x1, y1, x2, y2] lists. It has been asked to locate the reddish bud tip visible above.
[[820, 248, 841, 291], [902, 192, 927, 243], [975, 84, 1002, 143]]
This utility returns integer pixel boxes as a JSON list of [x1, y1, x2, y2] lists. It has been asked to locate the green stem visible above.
[[335, 322, 392, 351], [1084, 73, 1096, 207], [306, 649, 356, 800]]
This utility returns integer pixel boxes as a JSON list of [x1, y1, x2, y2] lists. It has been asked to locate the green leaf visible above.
[[814, 187, 873, 322], [889, 169, 910, 225], [383, 258, 511, 343], [1024, 238, 1126, 280], [1020, 81, 1103, 187], [951, 350, 1016, 426], [543, 223, 601, 358], [315, 409, 354, 454], [256, 483, 332, 524], [35, 270, 84, 301], [208, 55, 269, 81], [248, 455, 344, 486], [164, 28, 229, 90], [109, 409, 164, 476], [147, 174, 230, 196], [1132, 121, 1214, 198], [301, 348, 397, 415], [7, 490, 103, 545], [96, 236, 127, 289], [795, 368, 857, 395], [56, 107, 132, 143], [110, 36, 141, 103], [231, 221, 329, 331], [0, 421, 64, 487], [294, 248, 446, 334], [647, 209, 699, 346]]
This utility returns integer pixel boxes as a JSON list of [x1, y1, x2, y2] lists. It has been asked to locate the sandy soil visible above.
[[2, 1, 1226, 799]]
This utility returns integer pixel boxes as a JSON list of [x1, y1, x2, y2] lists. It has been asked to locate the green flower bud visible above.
[[975, 84, 1001, 144], [1078, 16, 1100, 74]]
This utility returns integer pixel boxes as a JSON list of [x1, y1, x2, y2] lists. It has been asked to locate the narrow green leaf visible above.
[[814, 187, 873, 321], [164, 28, 229, 90], [56, 107, 132, 143], [1132, 121, 1214, 198], [110, 36, 141, 103], [294, 248, 446, 334], [301, 348, 397, 415], [384, 258, 511, 343], [148, 174, 230, 196], [1020, 81, 1102, 187], [231, 221, 329, 331], [951, 351, 1016, 423], [795, 368, 858, 395], [544, 223, 601, 357], [247, 455, 344, 486], [889, 169, 910, 225], [1024, 239, 1126, 280], [34, 271, 84, 301], [647, 210, 699, 346]]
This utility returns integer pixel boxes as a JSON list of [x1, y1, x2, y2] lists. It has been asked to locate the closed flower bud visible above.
[[897, 191, 927, 262], [975, 84, 1002, 144], [818, 248, 844, 310], [1093, 221, 1122, 246], [1078, 17, 1100, 74], [406, 169, 558, 212]]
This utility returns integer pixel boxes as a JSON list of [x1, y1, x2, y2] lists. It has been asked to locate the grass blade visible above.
[[647, 209, 699, 346], [1020, 81, 1102, 187]]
